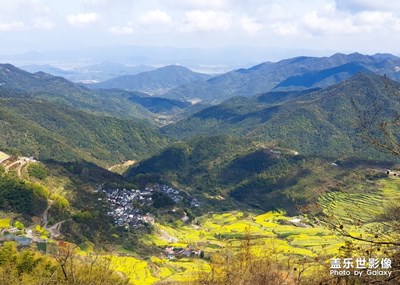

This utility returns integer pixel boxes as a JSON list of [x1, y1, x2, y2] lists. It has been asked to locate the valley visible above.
[[0, 52, 400, 284]]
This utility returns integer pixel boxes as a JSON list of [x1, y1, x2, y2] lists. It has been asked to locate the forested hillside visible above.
[[0, 97, 170, 166], [163, 73, 400, 160]]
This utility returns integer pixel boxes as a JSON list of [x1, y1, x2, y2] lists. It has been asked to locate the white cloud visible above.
[[33, 18, 55, 30], [139, 10, 172, 25], [302, 10, 358, 35], [354, 11, 395, 26], [270, 22, 300, 37], [172, 0, 228, 9], [67, 12, 99, 27], [109, 23, 134, 35], [182, 10, 232, 32], [241, 16, 262, 34], [0, 21, 24, 31], [256, 4, 290, 21], [299, 3, 400, 36]]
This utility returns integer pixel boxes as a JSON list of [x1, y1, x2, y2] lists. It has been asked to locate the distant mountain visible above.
[[75, 62, 156, 82], [163, 73, 400, 160], [162, 53, 400, 102], [20, 64, 77, 78], [92, 65, 212, 95], [20, 62, 156, 83], [0, 63, 189, 119], [274, 62, 370, 90]]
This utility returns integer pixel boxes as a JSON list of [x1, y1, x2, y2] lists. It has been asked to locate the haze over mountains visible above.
[[21, 62, 156, 83], [15, 52, 400, 105]]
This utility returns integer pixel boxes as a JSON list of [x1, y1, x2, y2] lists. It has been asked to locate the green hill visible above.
[[0, 97, 170, 166], [125, 135, 396, 214], [162, 73, 400, 160], [126, 136, 302, 211]]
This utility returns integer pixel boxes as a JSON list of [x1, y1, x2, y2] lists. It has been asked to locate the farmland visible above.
[[105, 176, 400, 284]]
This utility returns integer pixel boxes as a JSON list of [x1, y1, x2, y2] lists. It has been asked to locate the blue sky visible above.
[[1, 0, 399, 61]]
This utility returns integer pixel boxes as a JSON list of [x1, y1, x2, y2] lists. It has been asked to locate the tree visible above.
[[0, 242, 129, 285]]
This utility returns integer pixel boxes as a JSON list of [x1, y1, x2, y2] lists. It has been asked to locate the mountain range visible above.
[[2, 52, 400, 166], [161, 53, 400, 102]]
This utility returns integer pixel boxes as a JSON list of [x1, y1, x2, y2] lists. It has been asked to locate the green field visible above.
[[319, 177, 400, 223]]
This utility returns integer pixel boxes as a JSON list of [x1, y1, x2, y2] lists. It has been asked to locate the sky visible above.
[[0, 0, 400, 65]]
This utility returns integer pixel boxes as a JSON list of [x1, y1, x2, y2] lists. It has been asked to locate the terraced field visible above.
[[319, 177, 400, 223], [136, 211, 345, 284]]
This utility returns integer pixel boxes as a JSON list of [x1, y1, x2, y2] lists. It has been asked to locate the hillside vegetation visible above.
[[0, 97, 170, 166], [163, 73, 400, 160]]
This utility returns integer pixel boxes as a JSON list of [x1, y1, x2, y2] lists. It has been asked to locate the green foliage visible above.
[[73, 211, 93, 223], [51, 194, 70, 210], [0, 164, 5, 176], [27, 163, 49, 180], [29, 182, 49, 199], [0, 173, 47, 216], [14, 221, 24, 230], [0, 97, 171, 166], [152, 191, 175, 208]]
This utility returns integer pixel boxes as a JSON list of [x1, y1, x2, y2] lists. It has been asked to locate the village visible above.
[[163, 244, 203, 260], [100, 184, 200, 229]]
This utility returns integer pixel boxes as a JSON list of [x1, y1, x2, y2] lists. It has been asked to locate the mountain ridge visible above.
[[92, 65, 212, 95], [161, 53, 400, 102]]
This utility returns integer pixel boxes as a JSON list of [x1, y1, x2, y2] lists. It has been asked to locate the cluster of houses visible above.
[[102, 184, 200, 228], [103, 188, 155, 228], [158, 184, 184, 203], [152, 184, 200, 207], [163, 245, 202, 260]]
